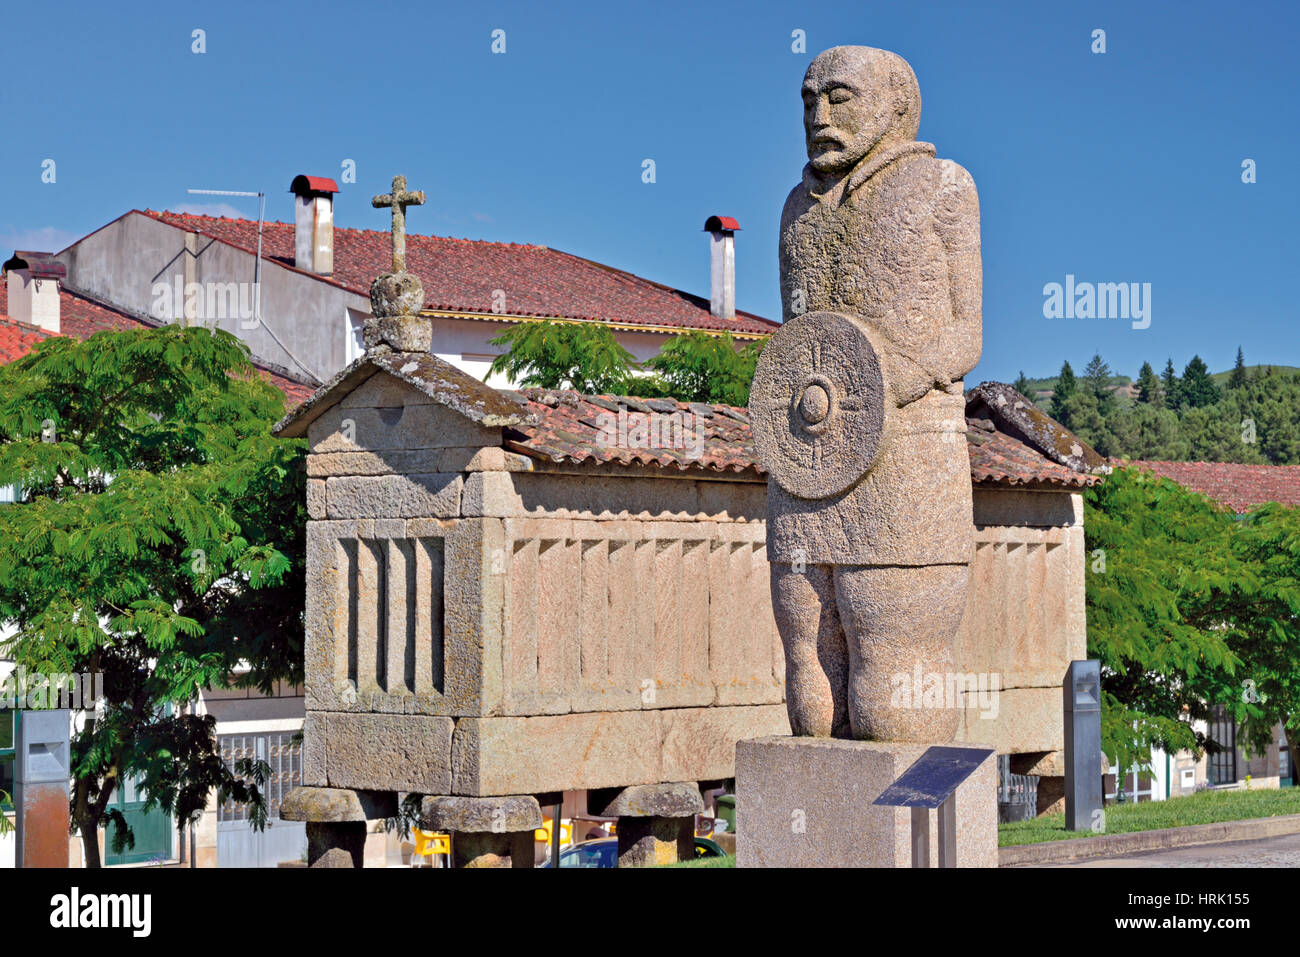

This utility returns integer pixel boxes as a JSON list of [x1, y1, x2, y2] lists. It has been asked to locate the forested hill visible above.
[[1005, 352, 1300, 465]]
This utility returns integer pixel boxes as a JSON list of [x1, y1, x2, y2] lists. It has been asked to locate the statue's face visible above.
[[802, 49, 899, 175]]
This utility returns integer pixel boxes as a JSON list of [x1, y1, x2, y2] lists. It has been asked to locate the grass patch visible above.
[[998, 787, 1300, 847]]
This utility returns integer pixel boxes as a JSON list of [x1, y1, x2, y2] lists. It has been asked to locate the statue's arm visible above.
[[934, 161, 983, 382]]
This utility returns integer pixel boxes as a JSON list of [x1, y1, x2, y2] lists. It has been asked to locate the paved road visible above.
[[1049, 831, 1300, 867]]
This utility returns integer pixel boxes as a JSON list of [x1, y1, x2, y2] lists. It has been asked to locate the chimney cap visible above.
[[290, 174, 341, 197], [3, 251, 67, 280], [703, 215, 740, 233]]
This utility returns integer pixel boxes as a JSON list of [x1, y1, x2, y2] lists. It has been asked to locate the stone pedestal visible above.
[[281, 786, 396, 869], [736, 736, 997, 868], [306, 821, 367, 868], [421, 795, 542, 868], [589, 782, 704, 867]]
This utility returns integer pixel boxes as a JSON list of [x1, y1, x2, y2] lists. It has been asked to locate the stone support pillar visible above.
[[281, 786, 396, 868], [589, 782, 704, 867], [421, 795, 542, 868]]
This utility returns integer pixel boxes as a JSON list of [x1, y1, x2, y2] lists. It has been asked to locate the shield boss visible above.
[[749, 311, 886, 499]]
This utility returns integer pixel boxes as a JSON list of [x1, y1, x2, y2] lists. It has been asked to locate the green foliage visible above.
[[1228, 347, 1248, 390], [1085, 466, 1300, 771], [1084, 467, 1243, 768], [1050, 361, 1076, 421], [1135, 361, 1162, 407], [1180, 355, 1220, 409], [487, 321, 635, 394], [1082, 352, 1115, 414], [1161, 358, 1181, 411], [488, 319, 768, 406], [1033, 353, 1300, 467], [641, 332, 765, 406], [1012, 371, 1033, 397], [0, 326, 305, 865]]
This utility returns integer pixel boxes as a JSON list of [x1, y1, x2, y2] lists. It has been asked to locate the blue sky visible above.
[[2, 0, 1296, 385]]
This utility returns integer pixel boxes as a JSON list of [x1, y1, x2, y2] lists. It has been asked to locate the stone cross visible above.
[[372, 175, 426, 273]]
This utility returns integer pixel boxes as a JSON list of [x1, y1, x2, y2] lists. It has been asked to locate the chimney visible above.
[[290, 175, 340, 276], [704, 215, 739, 320], [3, 252, 64, 333]]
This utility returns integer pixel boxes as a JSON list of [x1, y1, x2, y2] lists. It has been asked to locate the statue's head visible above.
[[801, 46, 921, 176]]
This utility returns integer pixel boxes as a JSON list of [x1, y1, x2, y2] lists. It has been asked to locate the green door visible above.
[[106, 774, 172, 865]]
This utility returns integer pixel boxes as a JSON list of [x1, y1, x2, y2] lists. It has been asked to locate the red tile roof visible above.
[[0, 316, 52, 363], [0, 281, 315, 407], [502, 386, 1098, 489], [139, 210, 779, 337], [1121, 460, 1300, 513]]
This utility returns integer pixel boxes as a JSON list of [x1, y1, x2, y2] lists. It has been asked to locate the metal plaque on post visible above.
[[1064, 660, 1103, 831], [873, 746, 994, 867]]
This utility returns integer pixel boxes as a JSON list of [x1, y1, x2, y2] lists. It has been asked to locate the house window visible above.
[[217, 731, 302, 822], [1208, 705, 1238, 785]]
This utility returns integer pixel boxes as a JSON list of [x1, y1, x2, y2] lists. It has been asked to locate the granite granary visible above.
[[273, 351, 1102, 865]]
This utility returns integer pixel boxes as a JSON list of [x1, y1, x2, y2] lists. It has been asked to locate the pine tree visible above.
[[1136, 361, 1162, 406], [1228, 346, 1248, 390], [1050, 360, 1077, 421], [1012, 370, 1033, 398], [1161, 358, 1182, 410], [1083, 353, 1114, 413], [1181, 354, 1221, 408]]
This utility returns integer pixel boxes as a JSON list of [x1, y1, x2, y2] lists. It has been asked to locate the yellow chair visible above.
[[534, 819, 572, 846], [412, 829, 450, 866]]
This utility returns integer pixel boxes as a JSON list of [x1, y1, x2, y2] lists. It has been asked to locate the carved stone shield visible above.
[[749, 311, 886, 499]]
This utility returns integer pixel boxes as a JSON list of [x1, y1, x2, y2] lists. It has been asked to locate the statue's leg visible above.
[[770, 562, 849, 737], [834, 564, 970, 742]]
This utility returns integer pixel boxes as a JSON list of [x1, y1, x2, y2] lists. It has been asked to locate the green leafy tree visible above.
[[1181, 355, 1221, 409], [1084, 467, 1249, 769], [1227, 503, 1300, 765], [1050, 360, 1077, 422], [1135, 361, 1162, 407], [488, 320, 635, 394], [0, 326, 305, 867], [1011, 371, 1033, 398], [642, 331, 766, 406], [1228, 347, 1248, 390]]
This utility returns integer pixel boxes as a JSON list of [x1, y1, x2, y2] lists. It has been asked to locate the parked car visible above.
[[539, 836, 727, 868]]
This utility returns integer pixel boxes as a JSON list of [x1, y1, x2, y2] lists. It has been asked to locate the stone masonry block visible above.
[[324, 473, 463, 519], [324, 712, 453, 794]]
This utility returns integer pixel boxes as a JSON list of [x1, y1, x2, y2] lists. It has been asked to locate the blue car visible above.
[[540, 836, 726, 868]]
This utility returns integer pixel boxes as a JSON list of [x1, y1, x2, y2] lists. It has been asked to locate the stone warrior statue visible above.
[[750, 46, 982, 743]]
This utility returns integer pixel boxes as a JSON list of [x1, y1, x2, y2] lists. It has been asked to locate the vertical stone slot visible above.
[[414, 536, 445, 696], [386, 539, 416, 695], [707, 540, 731, 695], [505, 539, 539, 710], [342, 537, 359, 689], [579, 538, 610, 688], [654, 538, 682, 697], [1024, 542, 1046, 654], [356, 538, 386, 691], [606, 540, 635, 694], [537, 538, 579, 698]]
